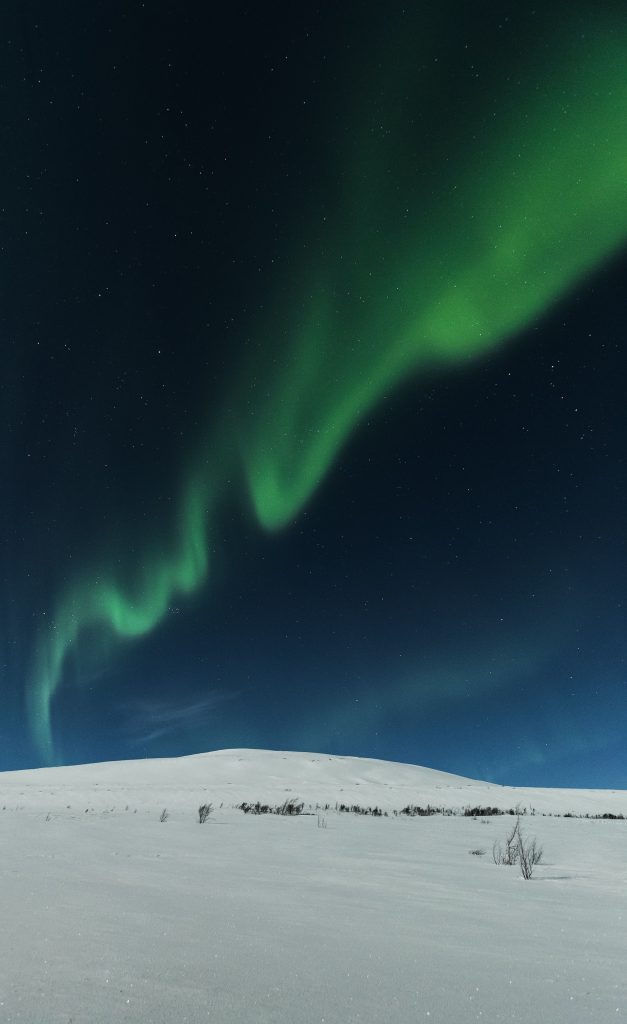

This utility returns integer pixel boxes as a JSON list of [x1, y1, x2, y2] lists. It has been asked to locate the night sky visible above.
[[2, 2, 626, 785]]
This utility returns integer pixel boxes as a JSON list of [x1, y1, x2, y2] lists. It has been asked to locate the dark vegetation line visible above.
[[232, 800, 626, 820]]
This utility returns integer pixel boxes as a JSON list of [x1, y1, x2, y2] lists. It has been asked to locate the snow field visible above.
[[0, 751, 626, 1023]]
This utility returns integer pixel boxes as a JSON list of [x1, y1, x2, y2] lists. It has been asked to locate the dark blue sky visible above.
[[1, 2, 626, 785]]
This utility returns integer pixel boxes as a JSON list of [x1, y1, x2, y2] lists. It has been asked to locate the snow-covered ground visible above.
[[1, 749, 625, 1023]]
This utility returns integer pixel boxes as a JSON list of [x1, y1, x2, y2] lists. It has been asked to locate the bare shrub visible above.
[[519, 836, 543, 879], [464, 806, 505, 817], [399, 804, 442, 817], [493, 814, 543, 878], [160, 808, 169, 823], [238, 801, 271, 815], [198, 803, 213, 823], [469, 848, 485, 856], [336, 802, 385, 816], [237, 798, 303, 815], [277, 797, 304, 816], [492, 816, 522, 865]]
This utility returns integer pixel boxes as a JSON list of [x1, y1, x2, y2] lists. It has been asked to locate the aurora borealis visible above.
[[2, 2, 627, 783]]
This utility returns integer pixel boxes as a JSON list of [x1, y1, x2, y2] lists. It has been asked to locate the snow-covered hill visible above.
[[1, 747, 626, 817]]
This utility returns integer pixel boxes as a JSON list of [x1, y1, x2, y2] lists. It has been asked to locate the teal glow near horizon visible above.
[[29, 23, 627, 761]]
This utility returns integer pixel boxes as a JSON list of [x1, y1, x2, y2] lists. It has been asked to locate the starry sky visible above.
[[1, 2, 626, 784]]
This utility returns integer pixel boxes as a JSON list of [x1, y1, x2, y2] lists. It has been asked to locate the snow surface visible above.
[[1, 748, 626, 1023]]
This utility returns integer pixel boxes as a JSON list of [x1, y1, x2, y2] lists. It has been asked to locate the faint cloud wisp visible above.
[[121, 691, 237, 746]]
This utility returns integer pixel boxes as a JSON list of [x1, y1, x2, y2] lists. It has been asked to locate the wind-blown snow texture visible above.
[[1, 749, 625, 1023]]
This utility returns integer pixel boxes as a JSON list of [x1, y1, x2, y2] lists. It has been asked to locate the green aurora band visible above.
[[29, 24, 627, 761]]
